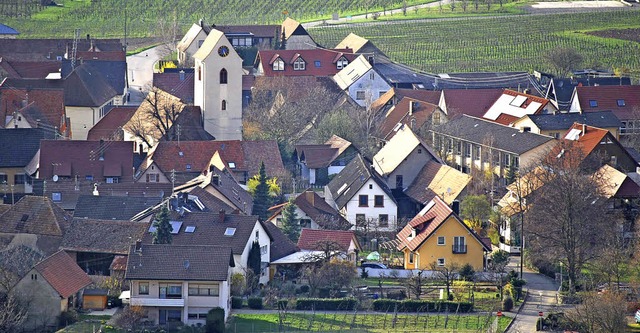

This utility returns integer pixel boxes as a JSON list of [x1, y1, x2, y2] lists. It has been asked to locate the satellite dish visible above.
[[52, 175, 59, 182]]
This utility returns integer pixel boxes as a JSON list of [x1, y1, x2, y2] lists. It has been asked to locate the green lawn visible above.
[[310, 10, 640, 74], [228, 313, 512, 332]]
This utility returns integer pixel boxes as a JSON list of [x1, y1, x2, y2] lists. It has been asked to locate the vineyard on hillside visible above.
[[1, 0, 427, 38], [309, 10, 640, 75]]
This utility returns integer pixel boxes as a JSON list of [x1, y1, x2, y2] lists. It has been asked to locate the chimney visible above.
[[582, 123, 586, 136], [451, 200, 460, 216], [199, 19, 204, 28], [135, 240, 142, 253], [86, 34, 90, 41], [409, 101, 414, 115], [139, 143, 144, 153], [219, 209, 226, 223]]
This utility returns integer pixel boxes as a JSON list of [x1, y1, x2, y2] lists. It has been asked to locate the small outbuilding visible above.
[[83, 288, 108, 310]]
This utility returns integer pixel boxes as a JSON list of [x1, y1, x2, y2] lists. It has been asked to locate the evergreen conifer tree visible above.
[[252, 162, 271, 221], [152, 205, 172, 244]]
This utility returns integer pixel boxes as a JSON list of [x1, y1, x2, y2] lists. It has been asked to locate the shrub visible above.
[[458, 264, 475, 281], [298, 285, 310, 293], [205, 307, 225, 333], [372, 299, 473, 312], [295, 298, 358, 311], [247, 297, 263, 309], [231, 296, 243, 309], [386, 290, 406, 300], [502, 296, 514, 312], [230, 273, 245, 296], [58, 309, 79, 327]]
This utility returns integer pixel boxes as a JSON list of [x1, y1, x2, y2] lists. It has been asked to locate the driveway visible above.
[[125, 45, 164, 105], [505, 258, 575, 332]]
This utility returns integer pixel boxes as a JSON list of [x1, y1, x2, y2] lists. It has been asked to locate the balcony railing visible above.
[[130, 298, 185, 307], [452, 245, 467, 254]]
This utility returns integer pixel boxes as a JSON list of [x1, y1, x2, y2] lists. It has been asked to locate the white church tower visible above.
[[193, 29, 243, 140]]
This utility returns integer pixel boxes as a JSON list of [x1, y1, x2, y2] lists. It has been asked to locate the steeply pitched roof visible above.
[[73, 195, 161, 220], [39, 140, 134, 180], [574, 85, 640, 121], [405, 160, 471, 205], [297, 228, 358, 252], [64, 63, 117, 107], [326, 154, 394, 209], [87, 106, 138, 141], [294, 136, 353, 169], [0, 128, 49, 167], [33, 250, 92, 298], [268, 190, 351, 229], [166, 106, 214, 142], [440, 89, 503, 118], [140, 211, 260, 255], [177, 23, 206, 52], [193, 29, 227, 60], [261, 220, 299, 261], [547, 76, 632, 110], [126, 244, 234, 281], [561, 123, 610, 160], [526, 110, 621, 131], [0, 39, 122, 62], [146, 140, 284, 177], [378, 97, 439, 140], [61, 218, 147, 254], [281, 18, 308, 39], [0, 196, 72, 236], [432, 115, 554, 155], [153, 71, 195, 103], [0, 61, 60, 79], [0, 24, 19, 35], [255, 48, 357, 77], [373, 125, 440, 176], [333, 55, 372, 90], [335, 33, 371, 53], [396, 196, 490, 252], [0, 78, 65, 130], [483, 89, 550, 124], [61, 59, 126, 95]]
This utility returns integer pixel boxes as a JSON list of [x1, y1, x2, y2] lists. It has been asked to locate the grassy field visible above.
[[309, 9, 640, 74], [0, 0, 435, 38], [229, 313, 512, 332]]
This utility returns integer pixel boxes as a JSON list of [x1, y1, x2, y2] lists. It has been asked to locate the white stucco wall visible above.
[[348, 69, 391, 107], [343, 179, 397, 231], [236, 221, 271, 285], [384, 145, 433, 190]]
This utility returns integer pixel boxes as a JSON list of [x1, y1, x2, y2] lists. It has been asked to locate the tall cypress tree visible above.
[[152, 205, 172, 244], [252, 162, 271, 221], [281, 198, 300, 242], [247, 240, 262, 278]]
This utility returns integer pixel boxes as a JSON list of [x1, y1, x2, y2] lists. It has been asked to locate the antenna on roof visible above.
[[71, 28, 80, 69]]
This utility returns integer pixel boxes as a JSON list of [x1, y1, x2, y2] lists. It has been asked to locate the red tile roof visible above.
[[493, 113, 519, 125], [396, 196, 490, 252], [441, 89, 503, 118], [147, 140, 285, 177], [34, 250, 92, 298], [378, 97, 439, 140], [39, 140, 135, 181], [256, 48, 357, 77], [76, 51, 126, 62], [576, 85, 640, 121], [0, 78, 65, 129], [268, 190, 351, 229], [297, 228, 358, 252], [2, 61, 61, 79], [0, 195, 72, 236], [152, 72, 195, 103], [87, 106, 137, 141]]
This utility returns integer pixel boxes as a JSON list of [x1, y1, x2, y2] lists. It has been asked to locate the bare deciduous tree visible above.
[[0, 293, 28, 332], [430, 261, 460, 300], [544, 47, 584, 78], [124, 87, 185, 149], [564, 291, 627, 333]]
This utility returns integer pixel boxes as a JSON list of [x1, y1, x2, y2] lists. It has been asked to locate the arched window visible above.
[[220, 68, 228, 84], [221, 100, 227, 111]]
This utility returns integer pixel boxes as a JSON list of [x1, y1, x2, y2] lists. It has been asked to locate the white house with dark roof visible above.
[[126, 244, 235, 325], [333, 55, 391, 107], [325, 154, 398, 231]]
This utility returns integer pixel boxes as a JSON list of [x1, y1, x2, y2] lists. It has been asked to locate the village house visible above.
[[294, 135, 357, 186], [568, 85, 640, 137], [254, 48, 358, 77], [396, 196, 491, 271], [325, 154, 398, 231], [126, 244, 235, 325], [297, 228, 361, 264], [377, 97, 442, 142], [481, 89, 556, 125], [333, 55, 391, 107], [510, 110, 621, 139], [267, 189, 351, 230], [11, 250, 92, 331]]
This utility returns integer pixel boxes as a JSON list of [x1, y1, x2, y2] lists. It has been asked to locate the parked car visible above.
[[361, 262, 387, 269]]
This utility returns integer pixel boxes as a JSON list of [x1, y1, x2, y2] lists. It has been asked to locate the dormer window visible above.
[[272, 58, 284, 71], [293, 57, 306, 71], [337, 57, 349, 69]]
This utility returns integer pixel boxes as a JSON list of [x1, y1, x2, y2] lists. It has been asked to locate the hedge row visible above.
[[372, 299, 473, 313], [295, 298, 358, 311]]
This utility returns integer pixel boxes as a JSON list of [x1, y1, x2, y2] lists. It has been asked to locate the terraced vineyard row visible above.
[[2, 0, 426, 38], [309, 10, 640, 74]]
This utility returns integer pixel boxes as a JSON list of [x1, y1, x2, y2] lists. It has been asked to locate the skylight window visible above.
[[617, 99, 626, 107], [589, 100, 598, 108], [185, 226, 196, 233], [228, 162, 236, 169], [224, 227, 236, 236], [510, 95, 527, 107]]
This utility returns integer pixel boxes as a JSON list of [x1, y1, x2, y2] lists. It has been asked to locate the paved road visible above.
[[125, 45, 163, 105], [505, 258, 575, 333]]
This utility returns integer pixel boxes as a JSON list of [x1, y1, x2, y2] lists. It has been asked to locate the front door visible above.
[[159, 309, 167, 325]]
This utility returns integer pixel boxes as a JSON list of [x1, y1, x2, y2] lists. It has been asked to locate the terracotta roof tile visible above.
[[0, 196, 72, 236], [256, 48, 357, 77], [0, 78, 65, 129], [268, 190, 351, 230], [378, 97, 439, 140], [61, 218, 147, 254], [405, 160, 471, 205], [297, 229, 358, 252], [34, 250, 92, 298], [576, 85, 640, 121], [87, 106, 137, 141], [441, 89, 503, 118], [153, 71, 194, 103]]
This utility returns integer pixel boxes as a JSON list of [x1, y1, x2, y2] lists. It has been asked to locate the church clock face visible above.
[[218, 45, 230, 57]]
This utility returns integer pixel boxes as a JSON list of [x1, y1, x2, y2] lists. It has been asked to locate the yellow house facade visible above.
[[397, 196, 490, 271]]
